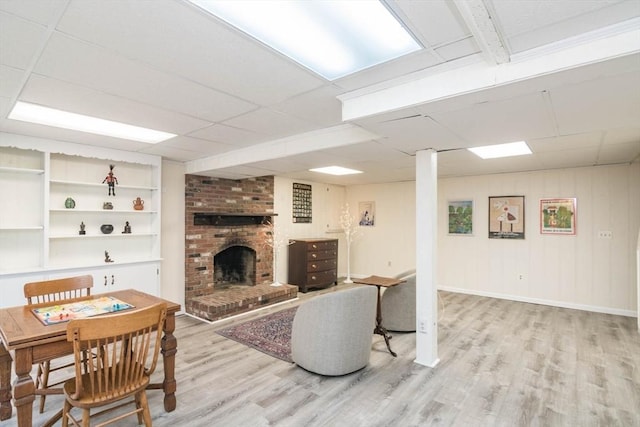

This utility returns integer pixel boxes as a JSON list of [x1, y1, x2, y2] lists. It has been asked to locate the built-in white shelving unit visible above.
[[0, 135, 162, 307]]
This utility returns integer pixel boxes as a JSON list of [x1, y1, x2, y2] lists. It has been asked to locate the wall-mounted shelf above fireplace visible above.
[[193, 212, 277, 226]]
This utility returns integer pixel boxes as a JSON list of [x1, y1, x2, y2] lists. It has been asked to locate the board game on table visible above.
[[31, 296, 135, 326]]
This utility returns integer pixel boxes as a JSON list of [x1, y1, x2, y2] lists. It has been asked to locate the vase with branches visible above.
[[340, 203, 358, 283], [262, 219, 292, 287]]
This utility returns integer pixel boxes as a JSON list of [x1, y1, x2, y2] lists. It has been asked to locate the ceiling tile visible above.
[[597, 141, 640, 163], [550, 70, 640, 135], [222, 108, 318, 140], [33, 33, 258, 122], [0, 0, 66, 26], [0, 11, 46, 69], [55, 0, 324, 105], [528, 132, 603, 152], [0, 64, 24, 98], [428, 91, 557, 144], [187, 123, 266, 146], [20, 74, 211, 134]]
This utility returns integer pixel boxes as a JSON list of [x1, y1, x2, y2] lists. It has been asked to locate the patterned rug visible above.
[[216, 307, 298, 363]]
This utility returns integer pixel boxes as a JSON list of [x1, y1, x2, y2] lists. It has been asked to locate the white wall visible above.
[[274, 177, 346, 282], [341, 164, 639, 316], [345, 181, 417, 278], [160, 160, 185, 311], [438, 163, 639, 316]]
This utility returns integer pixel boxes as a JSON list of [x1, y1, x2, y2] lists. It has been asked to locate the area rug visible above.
[[216, 307, 298, 363]]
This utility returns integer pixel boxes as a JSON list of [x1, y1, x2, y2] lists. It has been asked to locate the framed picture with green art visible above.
[[447, 200, 473, 235], [540, 198, 576, 235]]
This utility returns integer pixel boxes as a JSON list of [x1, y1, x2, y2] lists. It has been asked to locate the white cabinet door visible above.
[[0, 272, 46, 308], [44, 262, 160, 297], [92, 263, 159, 296]]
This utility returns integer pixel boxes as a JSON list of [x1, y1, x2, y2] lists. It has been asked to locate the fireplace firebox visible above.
[[214, 245, 256, 288]]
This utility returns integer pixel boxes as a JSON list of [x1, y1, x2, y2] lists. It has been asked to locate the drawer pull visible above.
[[311, 264, 317, 269], [311, 254, 317, 258], [312, 244, 317, 249], [311, 276, 316, 280]]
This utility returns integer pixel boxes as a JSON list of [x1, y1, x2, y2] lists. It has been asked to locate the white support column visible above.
[[415, 149, 439, 367]]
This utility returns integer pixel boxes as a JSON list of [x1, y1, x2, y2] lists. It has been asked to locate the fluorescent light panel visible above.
[[467, 141, 532, 159], [188, 0, 421, 80], [310, 166, 363, 176], [8, 102, 176, 144]]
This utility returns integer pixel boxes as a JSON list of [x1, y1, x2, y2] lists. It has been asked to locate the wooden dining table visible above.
[[0, 289, 181, 427]]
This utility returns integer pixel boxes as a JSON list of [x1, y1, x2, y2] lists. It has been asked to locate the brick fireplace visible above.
[[185, 175, 297, 321]]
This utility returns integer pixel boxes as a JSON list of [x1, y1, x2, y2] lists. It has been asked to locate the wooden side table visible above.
[[354, 275, 405, 357]]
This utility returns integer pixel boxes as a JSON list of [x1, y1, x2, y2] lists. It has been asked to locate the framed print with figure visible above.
[[540, 198, 576, 235], [488, 195, 525, 239], [358, 201, 375, 226], [448, 200, 473, 235]]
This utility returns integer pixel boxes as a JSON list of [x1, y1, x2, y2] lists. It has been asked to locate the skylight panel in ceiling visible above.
[[188, 0, 421, 80]]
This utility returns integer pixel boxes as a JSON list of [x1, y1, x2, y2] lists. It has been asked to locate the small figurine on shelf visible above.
[[104, 251, 114, 263], [133, 197, 144, 210], [79, 221, 86, 235], [122, 221, 131, 234], [102, 164, 118, 196], [103, 202, 113, 210]]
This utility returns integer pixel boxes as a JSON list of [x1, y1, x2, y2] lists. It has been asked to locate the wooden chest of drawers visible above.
[[287, 238, 338, 293]]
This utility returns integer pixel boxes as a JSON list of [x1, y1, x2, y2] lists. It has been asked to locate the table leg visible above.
[[13, 348, 35, 427], [161, 313, 178, 412], [0, 341, 12, 421], [373, 285, 397, 357]]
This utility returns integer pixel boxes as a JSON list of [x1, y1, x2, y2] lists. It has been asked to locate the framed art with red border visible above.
[[540, 198, 576, 235]]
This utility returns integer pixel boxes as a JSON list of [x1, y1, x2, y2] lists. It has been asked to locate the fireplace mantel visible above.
[[193, 212, 277, 226]]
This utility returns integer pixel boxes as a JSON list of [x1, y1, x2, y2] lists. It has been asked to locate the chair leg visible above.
[[82, 408, 90, 427], [39, 361, 50, 413], [137, 391, 152, 427], [62, 399, 70, 427]]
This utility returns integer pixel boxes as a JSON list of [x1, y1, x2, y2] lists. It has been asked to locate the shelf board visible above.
[[0, 258, 163, 276], [0, 226, 44, 230], [0, 166, 44, 175], [50, 209, 157, 213], [49, 233, 157, 239], [50, 179, 157, 191]]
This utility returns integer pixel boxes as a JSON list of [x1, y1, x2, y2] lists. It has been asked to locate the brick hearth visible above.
[[187, 283, 298, 322]]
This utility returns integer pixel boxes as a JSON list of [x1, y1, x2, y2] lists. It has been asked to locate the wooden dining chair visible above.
[[24, 275, 94, 413], [62, 303, 167, 427]]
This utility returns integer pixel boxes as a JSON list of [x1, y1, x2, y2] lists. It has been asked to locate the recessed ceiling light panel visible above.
[[8, 102, 176, 144], [310, 166, 363, 176], [467, 141, 532, 159], [188, 0, 421, 80]]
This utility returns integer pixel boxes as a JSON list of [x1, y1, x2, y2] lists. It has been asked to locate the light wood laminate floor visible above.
[[24, 284, 640, 427]]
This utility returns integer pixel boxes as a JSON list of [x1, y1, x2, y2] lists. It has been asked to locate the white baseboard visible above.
[[438, 286, 638, 318]]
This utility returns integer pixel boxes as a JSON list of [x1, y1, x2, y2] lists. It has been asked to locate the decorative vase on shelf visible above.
[[64, 197, 75, 209], [133, 197, 144, 210], [100, 224, 114, 234]]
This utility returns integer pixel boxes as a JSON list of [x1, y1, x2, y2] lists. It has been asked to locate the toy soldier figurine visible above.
[[102, 164, 118, 196], [104, 251, 114, 263]]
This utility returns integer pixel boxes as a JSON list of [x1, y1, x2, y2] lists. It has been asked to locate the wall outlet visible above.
[[518, 274, 524, 280], [418, 318, 428, 334], [598, 231, 612, 238]]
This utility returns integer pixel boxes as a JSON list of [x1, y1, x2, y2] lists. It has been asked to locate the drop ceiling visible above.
[[0, 0, 638, 185]]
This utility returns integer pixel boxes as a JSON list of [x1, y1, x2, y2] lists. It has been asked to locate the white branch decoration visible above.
[[340, 203, 358, 283], [263, 219, 292, 287]]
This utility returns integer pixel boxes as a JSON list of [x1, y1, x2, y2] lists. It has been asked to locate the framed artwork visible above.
[[358, 201, 375, 226], [540, 198, 576, 235], [448, 200, 473, 235], [488, 195, 525, 239], [292, 183, 312, 223]]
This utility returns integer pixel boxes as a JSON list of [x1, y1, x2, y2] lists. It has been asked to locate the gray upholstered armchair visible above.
[[380, 269, 416, 332], [291, 286, 377, 376]]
